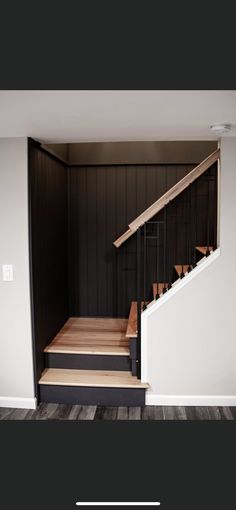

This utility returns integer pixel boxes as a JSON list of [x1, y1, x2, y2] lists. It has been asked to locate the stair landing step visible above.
[[44, 317, 129, 356], [39, 368, 149, 389]]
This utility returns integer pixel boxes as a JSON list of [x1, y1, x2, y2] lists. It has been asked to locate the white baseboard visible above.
[[0, 396, 37, 409], [145, 394, 236, 406]]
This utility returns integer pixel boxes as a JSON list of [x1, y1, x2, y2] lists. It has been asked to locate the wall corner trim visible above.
[[145, 394, 236, 406], [0, 396, 37, 410]]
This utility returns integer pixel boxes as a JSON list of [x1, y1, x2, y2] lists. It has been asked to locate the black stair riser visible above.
[[45, 353, 130, 371], [131, 359, 138, 376], [129, 338, 138, 360], [39, 385, 146, 406]]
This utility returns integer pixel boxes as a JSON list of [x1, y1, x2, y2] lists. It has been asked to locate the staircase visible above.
[[38, 149, 219, 407], [114, 149, 219, 384], [39, 318, 149, 405]]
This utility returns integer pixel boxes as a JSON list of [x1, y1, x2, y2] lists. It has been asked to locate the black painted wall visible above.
[[29, 140, 69, 379], [68, 164, 203, 318]]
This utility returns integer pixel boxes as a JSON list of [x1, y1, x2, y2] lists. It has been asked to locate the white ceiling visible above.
[[0, 90, 236, 143]]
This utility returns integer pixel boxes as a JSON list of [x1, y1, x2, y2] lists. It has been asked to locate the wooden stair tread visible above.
[[152, 282, 168, 299], [44, 316, 130, 356], [196, 246, 213, 255], [53, 331, 128, 343], [66, 317, 128, 332], [44, 343, 129, 356], [39, 368, 149, 389], [174, 265, 189, 277]]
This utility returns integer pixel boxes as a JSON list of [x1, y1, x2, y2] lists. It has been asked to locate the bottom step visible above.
[[39, 385, 146, 406], [38, 368, 149, 406]]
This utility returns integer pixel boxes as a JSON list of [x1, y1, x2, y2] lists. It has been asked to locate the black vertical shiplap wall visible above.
[[68, 164, 199, 318], [29, 143, 217, 383], [29, 140, 69, 379]]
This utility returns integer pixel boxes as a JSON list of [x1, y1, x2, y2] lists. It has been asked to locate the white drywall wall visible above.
[[0, 138, 36, 408], [143, 137, 236, 405]]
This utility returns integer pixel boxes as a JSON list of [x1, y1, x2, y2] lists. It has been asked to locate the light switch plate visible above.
[[2, 264, 14, 281]]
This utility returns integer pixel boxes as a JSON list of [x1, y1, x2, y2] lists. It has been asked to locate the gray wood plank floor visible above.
[[0, 404, 235, 420]]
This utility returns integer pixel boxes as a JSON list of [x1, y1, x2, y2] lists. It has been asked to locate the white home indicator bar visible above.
[[76, 503, 161, 507]]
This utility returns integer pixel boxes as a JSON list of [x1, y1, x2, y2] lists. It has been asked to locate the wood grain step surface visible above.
[[45, 343, 129, 356], [53, 331, 128, 343], [65, 317, 128, 331], [44, 317, 129, 356], [126, 301, 138, 338], [39, 368, 149, 389], [174, 265, 189, 277], [196, 246, 213, 255], [152, 283, 169, 299], [126, 301, 149, 338]]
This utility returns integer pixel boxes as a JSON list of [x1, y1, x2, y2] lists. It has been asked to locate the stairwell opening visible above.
[[28, 139, 218, 405]]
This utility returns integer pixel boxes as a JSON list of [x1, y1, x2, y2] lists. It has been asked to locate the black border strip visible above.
[[27, 138, 38, 400]]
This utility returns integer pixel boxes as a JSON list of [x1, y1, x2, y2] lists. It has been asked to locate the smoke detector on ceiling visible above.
[[210, 123, 231, 135]]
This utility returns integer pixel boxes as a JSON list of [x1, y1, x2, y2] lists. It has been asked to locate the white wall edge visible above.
[[217, 139, 221, 247], [145, 394, 236, 406], [143, 248, 221, 319], [141, 248, 221, 382], [0, 397, 37, 410]]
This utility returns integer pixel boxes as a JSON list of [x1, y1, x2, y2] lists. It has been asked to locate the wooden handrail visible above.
[[114, 148, 220, 248]]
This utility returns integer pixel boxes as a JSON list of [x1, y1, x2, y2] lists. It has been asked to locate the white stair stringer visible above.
[[141, 247, 221, 383]]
